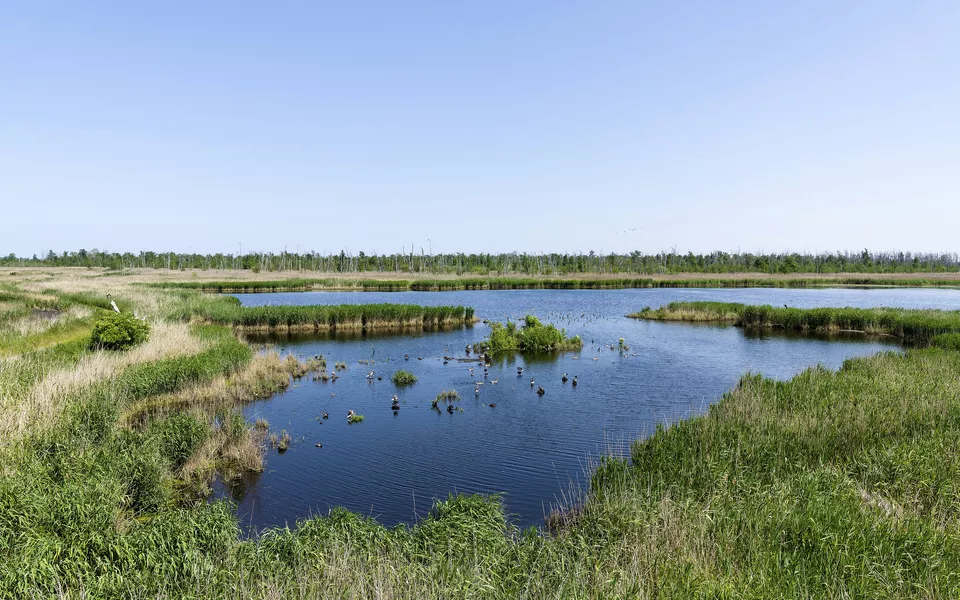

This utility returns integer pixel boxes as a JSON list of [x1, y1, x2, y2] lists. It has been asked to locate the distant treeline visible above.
[[3, 248, 960, 275]]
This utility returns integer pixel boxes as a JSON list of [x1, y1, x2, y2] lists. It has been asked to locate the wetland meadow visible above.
[[3, 268, 960, 598]]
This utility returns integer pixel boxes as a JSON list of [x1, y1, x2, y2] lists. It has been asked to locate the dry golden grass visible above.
[[5, 266, 960, 286], [0, 322, 208, 440], [180, 412, 267, 490], [0, 305, 93, 338], [121, 351, 316, 425]]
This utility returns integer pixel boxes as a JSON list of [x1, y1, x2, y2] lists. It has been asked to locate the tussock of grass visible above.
[[631, 301, 960, 343], [391, 370, 417, 386]]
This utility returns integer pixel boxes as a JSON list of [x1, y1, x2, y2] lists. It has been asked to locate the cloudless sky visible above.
[[2, 1, 959, 257]]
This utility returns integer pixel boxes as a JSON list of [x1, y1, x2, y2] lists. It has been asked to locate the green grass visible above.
[[8, 346, 960, 597], [391, 370, 417, 386], [631, 301, 960, 343], [7, 275, 960, 597], [183, 297, 475, 331], [474, 315, 582, 354]]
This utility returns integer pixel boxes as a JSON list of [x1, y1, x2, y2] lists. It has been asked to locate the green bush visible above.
[[391, 370, 418, 386], [90, 311, 150, 350]]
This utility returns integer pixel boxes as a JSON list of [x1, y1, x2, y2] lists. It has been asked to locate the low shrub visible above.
[[90, 311, 150, 350]]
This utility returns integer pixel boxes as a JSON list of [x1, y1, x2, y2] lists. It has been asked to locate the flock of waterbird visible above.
[[285, 310, 635, 436]]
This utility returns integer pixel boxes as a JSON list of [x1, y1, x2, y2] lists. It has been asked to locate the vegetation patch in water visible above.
[[391, 370, 417, 386], [631, 301, 960, 343], [474, 315, 582, 354], [185, 298, 475, 332]]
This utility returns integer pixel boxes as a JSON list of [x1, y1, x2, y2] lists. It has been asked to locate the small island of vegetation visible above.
[[474, 315, 582, 354], [630, 301, 960, 344]]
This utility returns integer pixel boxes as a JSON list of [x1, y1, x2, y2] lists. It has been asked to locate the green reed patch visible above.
[[631, 301, 960, 343], [191, 301, 475, 331]]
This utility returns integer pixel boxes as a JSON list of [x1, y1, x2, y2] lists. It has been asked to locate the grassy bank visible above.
[[147, 274, 960, 292], [631, 301, 960, 343]]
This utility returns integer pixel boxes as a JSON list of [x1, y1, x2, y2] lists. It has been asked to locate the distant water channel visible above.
[[214, 287, 960, 532]]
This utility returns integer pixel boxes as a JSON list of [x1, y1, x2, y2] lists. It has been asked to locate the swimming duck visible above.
[[561, 373, 568, 383], [571, 377, 578, 387], [530, 378, 535, 386], [536, 386, 545, 396], [322, 412, 329, 419]]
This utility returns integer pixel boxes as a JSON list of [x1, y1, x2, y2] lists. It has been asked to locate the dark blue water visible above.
[[215, 287, 960, 532]]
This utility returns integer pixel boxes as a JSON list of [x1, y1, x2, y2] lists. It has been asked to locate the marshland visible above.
[[4, 269, 960, 597]]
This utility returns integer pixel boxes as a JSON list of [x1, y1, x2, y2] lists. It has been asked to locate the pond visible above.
[[214, 287, 960, 532]]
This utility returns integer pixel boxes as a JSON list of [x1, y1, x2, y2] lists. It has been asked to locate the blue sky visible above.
[[2, 1, 958, 256]]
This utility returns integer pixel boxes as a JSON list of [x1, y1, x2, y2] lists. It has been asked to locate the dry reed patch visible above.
[[0, 322, 207, 439], [122, 351, 316, 424], [180, 415, 267, 490], [1, 305, 93, 338]]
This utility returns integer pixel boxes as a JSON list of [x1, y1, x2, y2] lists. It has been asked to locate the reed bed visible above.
[[194, 302, 476, 331], [631, 301, 960, 343]]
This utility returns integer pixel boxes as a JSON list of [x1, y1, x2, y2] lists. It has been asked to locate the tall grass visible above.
[[192, 301, 476, 331], [632, 301, 960, 343]]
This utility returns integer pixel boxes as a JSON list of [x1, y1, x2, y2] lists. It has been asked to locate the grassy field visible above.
[[1, 271, 960, 597], [6, 266, 960, 291]]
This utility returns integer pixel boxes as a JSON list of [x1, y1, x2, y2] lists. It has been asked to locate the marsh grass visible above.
[[5, 275, 960, 597], [183, 297, 476, 332], [391, 370, 417, 386], [432, 389, 460, 408], [632, 301, 960, 343]]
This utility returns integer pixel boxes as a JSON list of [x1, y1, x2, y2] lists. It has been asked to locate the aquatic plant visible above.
[[432, 389, 460, 408], [474, 315, 582, 354], [347, 413, 365, 423], [391, 370, 418, 386], [631, 302, 960, 343]]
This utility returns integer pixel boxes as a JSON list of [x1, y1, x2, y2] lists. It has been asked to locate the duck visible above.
[[404, 354, 410, 360], [491, 379, 498, 385], [447, 404, 454, 414], [366, 371, 375, 380], [571, 377, 578, 387], [530, 378, 535, 386], [536, 386, 545, 396], [347, 409, 355, 417], [561, 373, 568, 383], [489, 403, 497, 408], [516, 366, 523, 375], [322, 412, 329, 419]]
